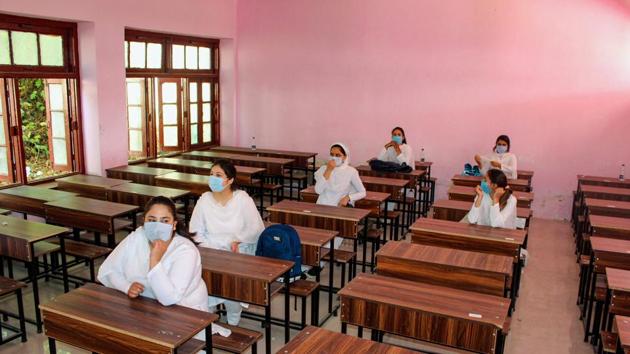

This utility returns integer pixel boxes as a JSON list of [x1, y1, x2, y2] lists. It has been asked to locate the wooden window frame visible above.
[[126, 78, 148, 160]]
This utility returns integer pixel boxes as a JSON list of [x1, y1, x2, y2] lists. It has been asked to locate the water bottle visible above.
[[620, 164, 625, 181], [251, 136, 256, 151], [419, 148, 426, 162]]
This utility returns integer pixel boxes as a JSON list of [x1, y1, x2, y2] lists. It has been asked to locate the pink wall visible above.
[[236, 0, 630, 219], [0, 0, 237, 174]]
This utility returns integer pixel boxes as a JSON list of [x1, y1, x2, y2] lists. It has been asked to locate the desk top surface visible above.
[[591, 237, 630, 254], [0, 185, 78, 201], [359, 175, 410, 187], [106, 165, 177, 176], [183, 151, 294, 165], [300, 186, 389, 203], [0, 214, 68, 243], [431, 199, 531, 219], [56, 175, 131, 188], [109, 183, 190, 199], [410, 218, 526, 245], [267, 200, 370, 222], [199, 247, 294, 282], [44, 196, 138, 216], [447, 185, 534, 201], [211, 146, 317, 158], [264, 222, 337, 247]]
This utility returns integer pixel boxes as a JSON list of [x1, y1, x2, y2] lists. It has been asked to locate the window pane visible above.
[[163, 126, 178, 146], [0, 117, 5, 146], [191, 124, 198, 144], [48, 84, 64, 110], [51, 112, 66, 138], [129, 41, 146, 68], [0, 31, 9, 65], [202, 103, 211, 122], [163, 104, 177, 124], [199, 47, 211, 69], [128, 107, 142, 128], [129, 130, 143, 152], [147, 43, 162, 69], [12, 31, 38, 66], [203, 123, 211, 142], [172, 44, 184, 69], [185, 45, 198, 69], [190, 103, 198, 123], [189, 82, 197, 102], [127, 82, 142, 105], [52, 139, 67, 165], [162, 82, 177, 103], [124, 41, 128, 68], [0, 147, 8, 176], [40, 34, 63, 66], [202, 83, 211, 101]]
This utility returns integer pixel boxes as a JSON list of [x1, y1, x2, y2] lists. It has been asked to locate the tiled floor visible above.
[[0, 217, 594, 353]]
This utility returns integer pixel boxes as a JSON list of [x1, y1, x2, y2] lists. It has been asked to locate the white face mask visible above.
[[330, 156, 343, 166], [495, 145, 508, 154]]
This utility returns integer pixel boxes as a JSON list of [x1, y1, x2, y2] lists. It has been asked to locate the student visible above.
[[189, 159, 265, 326], [474, 134, 517, 179], [314, 142, 366, 248], [97, 196, 230, 337], [467, 169, 517, 229], [377, 126, 414, 169]]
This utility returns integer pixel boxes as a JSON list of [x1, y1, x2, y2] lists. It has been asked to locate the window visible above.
[[124, 29, 220, 161], [0, 14, 83, 185]]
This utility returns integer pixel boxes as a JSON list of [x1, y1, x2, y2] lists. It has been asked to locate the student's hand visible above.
[[493, 187, 505, 204], [338, 195, 350, 207], [490, 160, 502, 168], [393, 143, 402, 154], [326, 159, 337, 170], [149, 240, 168, 266], [384, 142, 394, 149], [231, 241, 241, 253], [127, 282, 144, 298], [474, 185, 484, 207], [474, 154, 482, 166]]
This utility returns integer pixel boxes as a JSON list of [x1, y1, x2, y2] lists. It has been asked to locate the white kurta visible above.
[[314, 164, 366, 207], [479, 152, 518, 179], [467, 194, 518, 229], [377, 144, 415, 169]]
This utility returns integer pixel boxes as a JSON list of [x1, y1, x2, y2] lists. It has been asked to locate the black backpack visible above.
[[369, 159, 412, 173]]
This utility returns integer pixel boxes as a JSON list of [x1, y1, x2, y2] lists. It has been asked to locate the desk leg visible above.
[[361, 218, 369, 273], [259, 177, 265, 212], [289, 168, 294, 200], [94, 232, 102, 246], [16, 288, 26, 342], [59, 235, 69, 293], [28, 246, 42, 333], [107, 233, 115, 248], [352, 238, 358, 279], [341, 322, 347, 334], [284, 271, 290, 343], [184, 197, 190, 226], [48, 337, 57, 354], [265, 286, 272, 354], [328, 246, 334, 315], [205, 324, 213, 354]]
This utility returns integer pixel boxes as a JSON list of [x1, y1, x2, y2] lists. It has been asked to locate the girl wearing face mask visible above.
[[377, 127, 414, 169], [467, 169, 517, 229], [98, 196, 232, 338], [474, 134, 517, 179], [189, 159, 264, 325], [314, 143, 367, 248]]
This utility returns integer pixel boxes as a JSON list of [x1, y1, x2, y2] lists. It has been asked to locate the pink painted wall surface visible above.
[[0, 0, 237, 175], [236, 0, 630, 219]]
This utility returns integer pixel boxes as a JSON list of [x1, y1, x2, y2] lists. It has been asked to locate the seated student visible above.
[[377, 126, 414, 169], [467, 169, 517, 229], [97, 196, 230, 338], [474, 134, 517, 179], [315, 142, 366, 249], [189, 159, 265, 326]]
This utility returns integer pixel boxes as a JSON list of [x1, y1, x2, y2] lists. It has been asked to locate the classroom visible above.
[[0, 0, 628, 353]]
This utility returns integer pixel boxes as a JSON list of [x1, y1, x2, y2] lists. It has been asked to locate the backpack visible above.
[[255, 224, 302, 281], [369, 159, 412, 173]]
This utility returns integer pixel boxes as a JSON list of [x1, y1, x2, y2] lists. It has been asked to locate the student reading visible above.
[[189, 159, 265, 326], [474, 134, 517, 179], [377, 126, 414, 169], [467, 169, 517, 229]]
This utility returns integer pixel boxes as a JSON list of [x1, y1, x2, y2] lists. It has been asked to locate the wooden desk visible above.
[[106, 165, 177, 185], [375, 241, 512, 297], [359, 175, 409, 199], [606, 268, 630, 317], [300, 186, 389, 217], [579, 175, 630, 189], [590, 237, 630, 274], [451, 175, 530, 192], [338, 274, 510, 354], [182, 150, 293, 176], [210, 145, 317, 172], [55, 174, 131, 200], [431, 199, 531, 227], [585, 198, 630, 219], [107, 182, 191, 210], [198, 247, 293, 353], [517, 170, 534, 184], [147, 157, 266, 183], [356, 165, 425, 188], [581, 185, 630, 202], [44, 196, 138, 247], [154, 172, 210, 197], [0, 215, 70, 331], [590, 215, 630, 241], [415, 161, 433, 176], [278, 326, 414, 354], [41, 283, 217, 354], [447, 185, 534, 208], [616, 315, 630, 354], [0, 186, 78, 217]]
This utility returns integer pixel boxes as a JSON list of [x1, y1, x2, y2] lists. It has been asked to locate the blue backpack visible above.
[[255, 224, 302, 280]]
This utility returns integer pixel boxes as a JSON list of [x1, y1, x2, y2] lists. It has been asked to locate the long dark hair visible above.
[[143, 196, 198, 244], [330, 144, 347, 156], [392, 126, 407, 144], [211, 159, 238, 191], [494, 134, 511, 152], [487, 169, 513, 210]]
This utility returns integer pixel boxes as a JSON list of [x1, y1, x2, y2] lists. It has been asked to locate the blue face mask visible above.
[[208, 175, 226, 192], [144, 221, 174, 242], [392, 135, 403, 145], [495, 145, 508, 154], [481, 180, 492, 195], [330, 156, 343, 167]]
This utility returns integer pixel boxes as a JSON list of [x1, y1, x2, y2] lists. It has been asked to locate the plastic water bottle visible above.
[[251, 136, 256, 151], [620, 164, 625, 181], [419, 148, 426, 162]]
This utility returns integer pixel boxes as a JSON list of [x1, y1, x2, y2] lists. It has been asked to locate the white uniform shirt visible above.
[[314, 164, 366, 206], [189, 189, 265, 250], [377, 144, 415, 169], [467, 193, 518, 229], [480, 152, 518, 179]]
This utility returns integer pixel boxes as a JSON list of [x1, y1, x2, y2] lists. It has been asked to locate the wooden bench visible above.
[[214, 323, 262, 354], [281, 279, 319, 329], [599, 331, 617, 353], [0, 276, 27, 344], [50, 239, 112, 282], [321, 248, 356, 288], [243, 179, 283, 208]]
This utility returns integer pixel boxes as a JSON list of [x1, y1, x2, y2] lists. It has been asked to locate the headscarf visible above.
[[330, 142, 350, 166]]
